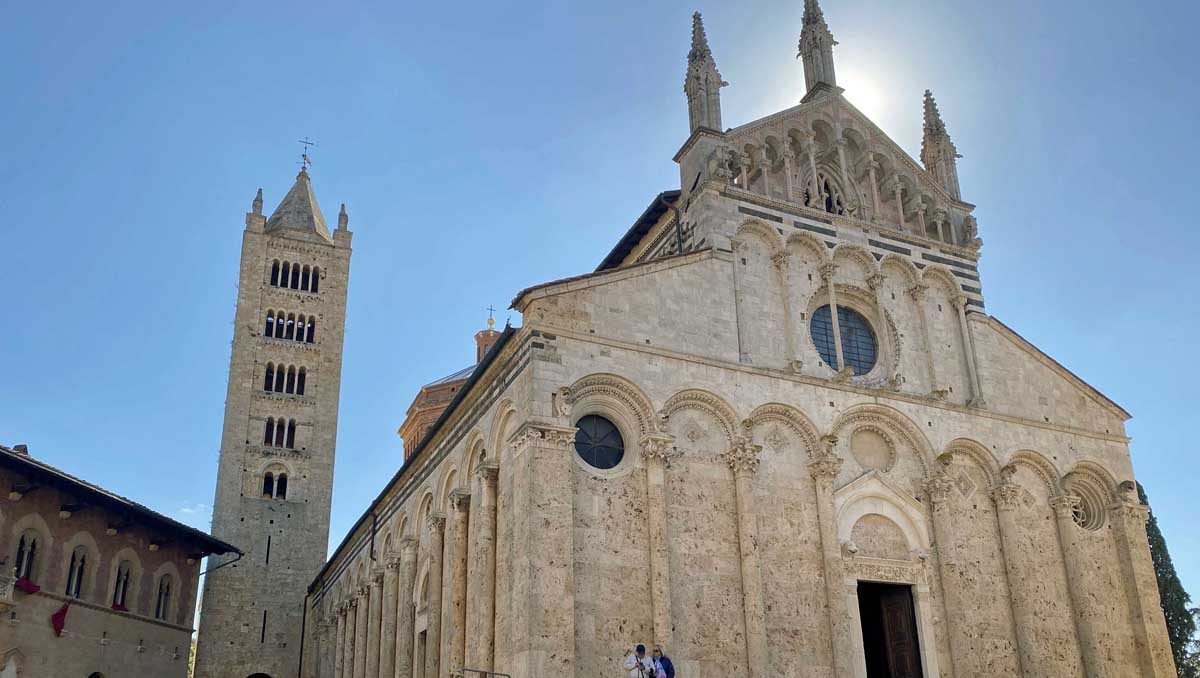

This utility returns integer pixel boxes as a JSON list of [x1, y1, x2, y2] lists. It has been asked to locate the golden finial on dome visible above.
[[486, 305, 496, 330]]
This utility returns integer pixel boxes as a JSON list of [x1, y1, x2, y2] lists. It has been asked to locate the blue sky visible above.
[[3, 0, 1198, 604]]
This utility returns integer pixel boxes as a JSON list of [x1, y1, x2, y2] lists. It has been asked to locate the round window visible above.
[[811, 305, 877, 376], [573, 415, 625, 470]]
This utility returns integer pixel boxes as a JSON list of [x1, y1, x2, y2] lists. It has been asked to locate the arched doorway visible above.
[[87, 673, 106, 678], [247, 673, 273, 678]]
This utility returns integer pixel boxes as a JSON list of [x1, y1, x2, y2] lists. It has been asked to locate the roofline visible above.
[[987, 316, 1132, 421], [510, 248, 708, 312], [594, 190, 680, 273], [310, 325, 517, 591], [0, 445, 240, 556]]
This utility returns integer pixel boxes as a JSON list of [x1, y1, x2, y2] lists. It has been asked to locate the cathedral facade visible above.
[[299, 5, 1175, 678]]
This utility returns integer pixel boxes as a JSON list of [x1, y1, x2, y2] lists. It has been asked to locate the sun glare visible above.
[[837, 69, 888, 123]]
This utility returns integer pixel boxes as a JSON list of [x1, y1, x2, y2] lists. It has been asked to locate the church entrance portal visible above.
[[857, 581, 923, 678]]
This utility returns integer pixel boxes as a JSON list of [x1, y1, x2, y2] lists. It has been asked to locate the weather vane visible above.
[[298, 137, 315, 170]]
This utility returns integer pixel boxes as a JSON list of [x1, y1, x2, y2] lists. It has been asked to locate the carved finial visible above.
[[338, 203, 349, 230], [689, 12, 713, 63], [922, 90, 948, 139], [920, 90, 962, 199], [252, 188, 263, 215], [798, 0, 838, 95], [684, 11, 727, 133]]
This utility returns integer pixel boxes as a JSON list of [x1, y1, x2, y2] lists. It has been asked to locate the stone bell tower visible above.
[[195, 166, 352, 678]]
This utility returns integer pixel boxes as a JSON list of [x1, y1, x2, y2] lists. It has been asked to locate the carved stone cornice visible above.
[[990, 482, 1024, 512], [508, 422, 577, 451], [724, 438, 763, 477], [640, 434, 680, 467]]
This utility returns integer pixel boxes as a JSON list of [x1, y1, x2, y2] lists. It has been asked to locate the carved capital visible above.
[[891, 175, 905, 191], [819, 262, 837, 282], [476, 461, 499, 485], [640, 434, 680, 467], [771, 250, 791, 271], [348, 596, 359, 610], [923, 474, 955, 505], [399, 536, 418, 559], [449, 488, 471, 512], [372, 569, 385, 586], [509, 422, 577, 451], [1049, 494, 1082, 520], [724, 439, 763, 477], [990, 482, 1024, 512], [427, 512, 446, 533], [385, 557, 402, 571], [866, 273, 885, 291], [949, 292, 967, 309], [905, 283, 928, 301], [807, 438, 843, 480]]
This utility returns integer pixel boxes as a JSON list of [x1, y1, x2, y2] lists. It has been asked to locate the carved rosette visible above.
[[724, 439, 763, 477], [990, 482, 1024, 512], [640, 434, 680, 468]]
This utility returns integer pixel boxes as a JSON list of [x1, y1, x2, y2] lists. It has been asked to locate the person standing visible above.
[[652, 644, 675, 678], [623, 643, 654, 677]]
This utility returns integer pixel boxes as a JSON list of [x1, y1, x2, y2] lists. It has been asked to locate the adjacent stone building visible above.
[[300, 5, 1175, 678], [0, 443, 238, 678], [194, 167, 353, 678]]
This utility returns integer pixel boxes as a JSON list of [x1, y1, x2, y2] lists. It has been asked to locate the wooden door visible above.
[[879, 586, 921, 678]]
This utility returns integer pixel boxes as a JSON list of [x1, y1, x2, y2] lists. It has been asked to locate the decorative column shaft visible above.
[[781, 148, 797, 201], [425, 513, 446, 678], [380, 559, 401, 678], [820, 263, 845, 372], [805, 136, 822, 207], [951, 293, 986, 407], [866, 274, 893, 384], [914, 200, 928, 237], [834, 137, 852, 213], [726, 437, 768, 678], [642, 433, 678, 649], [397, 538, 418, 678], [466, 463, 500, 671], [353, 588, 369, 678], [444, 489, 471, 677], [934, 208, 951, 244], [991, 480, 1039, 675], [866, 157, 882, 223], [753, 146, 771, 197], [906, 283, 941, 395], [367, 571, 384, 678], [344, 599, 358, 678], [334, 606, 347, 678], [925, 466, 975, 677], [1110, 493, 1177, 677], [808, 438, 852, 678], [892, 177, 906, 231], [774, 251, 800, 371], [1050, 495, 1101, 678]]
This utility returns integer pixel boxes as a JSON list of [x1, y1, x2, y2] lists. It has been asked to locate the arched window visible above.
[[301, 265, 310, 291], [275, 313, 285, 338], [810, 305, 877, 375], [290, 265, 300, 290], [264, 311, 276, 338], [276, 473, 288, 500], [281, 262, 291, 289], [264, 417, 276, 446], [263, 363, 274, 391], [112, 560, 132, 610], [262, 472, 275, 498], [14, 530, 39, 580], [305, 319, 316, 344], [154, 574, 173, 621], [296, 368, 307, 396], [285, 314, 296, 340], [311, 267, 320, 293], [285, 420, 296, 449], [270, 260, 280, 287], [286, 366, 296, 394], [274, 365, 285, 393], [65, 545, 87, 597]]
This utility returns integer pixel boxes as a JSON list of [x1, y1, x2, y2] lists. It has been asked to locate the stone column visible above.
[[1050, 495, 1100, 678], [891, 176, 906, 231], [866, 157, 882, 222], [914, 200, 928, 237], [950, 293, 986, 407], [334, 604, 348, 678], [380, 558, 401, 678], [934, 207, 951, 244], [443, 489, 471, 677], [1110, 489, 1177, 677], [820, 263, 845, 373], [804, 134, 821, 208], [906, 283, 941, 396], [344, 599, 358, 678], [753, 145, 771, 197], [924, 464, 975, 677], [466, 463, 500, 671], [367, 570, 384, 678], [808, 438, 852, 678], [991, 479, 1038, 675], [773, 250, 800, 371], [508, 423, 577, 678], [353, 588, 369, 678], [834, 137, 853, 214], [397, 538, 419, 678], [425, 513, 446, 678], [781, 147, 797, 202], [725, 437, 768, 678], [735, 151, 749, 189], [866, 273, 894, 384], [641, 433, 678, 649]]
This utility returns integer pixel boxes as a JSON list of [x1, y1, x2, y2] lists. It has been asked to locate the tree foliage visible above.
[[1139, 482, 1198, 676]]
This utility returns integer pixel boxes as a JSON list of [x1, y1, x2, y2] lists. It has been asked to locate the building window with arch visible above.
[[269, 259, 321, 293], [264, 311, 276, 337], [263, 418, 297, 449], [261, 469, 289, 500], [263, 364, 307, 395], [154, 573, 173, 621], [573, 415, 625, 470], [14, 530, 40, 581], [270, 260, 281, 287], [112, 560, 132, 611], [65, 545, 88, 598], [811, 304, 877, 376], [804, 172, 849, 216]]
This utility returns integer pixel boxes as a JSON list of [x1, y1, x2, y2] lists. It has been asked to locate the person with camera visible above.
[[622, 643, 655, 677]]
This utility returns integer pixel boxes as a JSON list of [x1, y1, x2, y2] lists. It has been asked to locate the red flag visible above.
[[50, 600, 70, 636], [14, 577, 40, 594]]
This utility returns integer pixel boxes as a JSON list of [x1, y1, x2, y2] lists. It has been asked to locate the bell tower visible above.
[[195, 166, 352, 678]]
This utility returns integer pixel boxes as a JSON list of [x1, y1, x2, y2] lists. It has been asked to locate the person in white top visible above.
[[622, 643, 655, 677]]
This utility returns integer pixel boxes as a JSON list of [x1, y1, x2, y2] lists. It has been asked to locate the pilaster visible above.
[[425, 513, 446, 678], [1050, 495, 1098, 677], [397, 537, 418, 678], [466, 463, 500, 671], [641, 432, 679, 649], [1110, 494, 1178, 677], [808, 437, 852, 678], [380, 559, 401, 678], [725, 436, 768, 678], [444, 488, 471, 677]]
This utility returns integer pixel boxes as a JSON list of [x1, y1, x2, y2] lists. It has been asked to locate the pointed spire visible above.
[[252, 188, 263, 215], [266, 167, 330, 238], [920, 90, 962, 200], [338, 203, 349, 231], [684, 11, 727, 134], [798, 0, 839, 99]]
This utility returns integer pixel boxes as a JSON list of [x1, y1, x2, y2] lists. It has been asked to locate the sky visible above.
[[2, 0, 1198, 607]]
